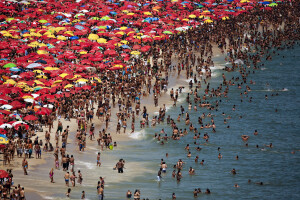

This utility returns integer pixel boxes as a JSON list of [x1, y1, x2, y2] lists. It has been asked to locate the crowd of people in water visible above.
[[1, 0, 300, 199]]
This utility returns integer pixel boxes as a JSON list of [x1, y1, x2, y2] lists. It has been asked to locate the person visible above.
[[97, 185, 104, 200], [133, 190, 140, 200], [116, 159, 124, 173], [66, 188, 71, 197], [97, 152, 101, 167], [22, 158, 28, 175], [78, 170, 83, 185], [157, 168, 162, 181], [172, 192, 176, 199], [234, 184, 239, 188], [126, 190, 132, 199], [49, 168, 54, 183], [193, 189, 198, 197], [64, 172, 70, 187], [189, 167, 195, 175], [161, 162, 167, 173], [231, 168, 236, 175], [205, 189, 211, 194], [81, 191, 85, 199]]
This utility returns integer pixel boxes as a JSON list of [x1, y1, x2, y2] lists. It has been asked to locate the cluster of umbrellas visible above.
[[0, 0, 282, 144]]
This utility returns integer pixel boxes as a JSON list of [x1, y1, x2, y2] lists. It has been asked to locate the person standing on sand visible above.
[[57, 120, 63, 135], [97, 152, 101, 167], [78, 170, 83, 185], [64, 172, 70, 187], [22, 158, 28, 175], [49, 168, 54, 183]]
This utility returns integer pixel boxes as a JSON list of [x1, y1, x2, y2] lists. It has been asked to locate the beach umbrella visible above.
[[269, 3, 278, 7], [3, 63, 16, 68], [23, 115, 38, 121], [0, 105, 13, 110], [0, 124, 12, 129], [39, 19, 48, 23], [43, 104, 54, 109], [131, 51, 141, 55], [10, 67, 21, 72], [26, 63, 42, 69], [35, 60, 47, 64], [0, 170, 9, 178]]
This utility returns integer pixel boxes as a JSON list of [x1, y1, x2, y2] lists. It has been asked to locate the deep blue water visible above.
[[106, 44, 300, 200]]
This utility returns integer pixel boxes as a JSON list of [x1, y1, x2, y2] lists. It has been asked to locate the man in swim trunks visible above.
[[64, 172, 70, 187]]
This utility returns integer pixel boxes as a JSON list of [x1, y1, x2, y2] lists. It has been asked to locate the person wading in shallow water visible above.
[[115, 159, 125, 173]]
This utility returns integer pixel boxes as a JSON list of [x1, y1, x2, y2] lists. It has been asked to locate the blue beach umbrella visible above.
[[10, 67, 21, 72], [75, 25, 84, 30], [70, 36, 79, 40], [121, 45, 130, 49]]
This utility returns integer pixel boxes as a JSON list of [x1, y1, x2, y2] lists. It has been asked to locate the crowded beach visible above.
[[0, 0, 300, 199]]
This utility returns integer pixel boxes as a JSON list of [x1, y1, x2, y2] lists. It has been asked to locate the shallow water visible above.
[[13, 45, 300, 200]]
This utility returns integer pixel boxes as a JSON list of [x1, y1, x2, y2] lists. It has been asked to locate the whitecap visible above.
[[129, 129, 147, 140]]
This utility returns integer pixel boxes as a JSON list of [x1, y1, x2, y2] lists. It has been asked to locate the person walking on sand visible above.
[[78, 170, 83, 185], [49, 168, 54, 183], [97, 152, 101, 167], [22, 158, 28, 175], [64, 172, 70, 187]]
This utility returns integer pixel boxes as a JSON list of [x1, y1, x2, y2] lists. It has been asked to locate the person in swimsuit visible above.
[[126, 190, 132, 199], [49, 168, 54, 183], [64, 172, 70, 187]]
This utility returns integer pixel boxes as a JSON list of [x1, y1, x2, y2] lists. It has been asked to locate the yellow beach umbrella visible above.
[[79, 51, 87, 54], [4, 79, 16, 85], [121, 40, 129, 44], [53, 80, 62, 84], [34, 80, 44, 85], [76, 78, 88, 83], [22, 95, 34, 99], [36, 75, 48, 79], [33, 70, 43, 74], [144, 12, 152, 16], [189, 14, 197, 18], [222, 16, 229, 20], [120, 27, 128, 30], [44, 67, 59, 71], [59, 73, 69, 78], [0, 136, 9, 145], [127, 13, 135, 16], [115, 31, 125, 35], [97, 38, 107, 44], [131, 51, 141, 55], [88, 34, 99, 41], [64, 84, 74, 89], [204, 19, 213, 23], [37, 50, 48, 55], [57, 36, 67, 40]]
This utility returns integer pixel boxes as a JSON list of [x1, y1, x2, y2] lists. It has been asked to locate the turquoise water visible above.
[[101, 44, 300, 200]]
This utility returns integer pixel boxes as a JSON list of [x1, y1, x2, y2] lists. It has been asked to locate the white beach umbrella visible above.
[[0, 105, 13, 110], [43, 104, 54, 109], [0, 124, 12, 129], [11, 75, 21, 79], [24, 98, 35, 103], [26, 63, 42, 69]]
